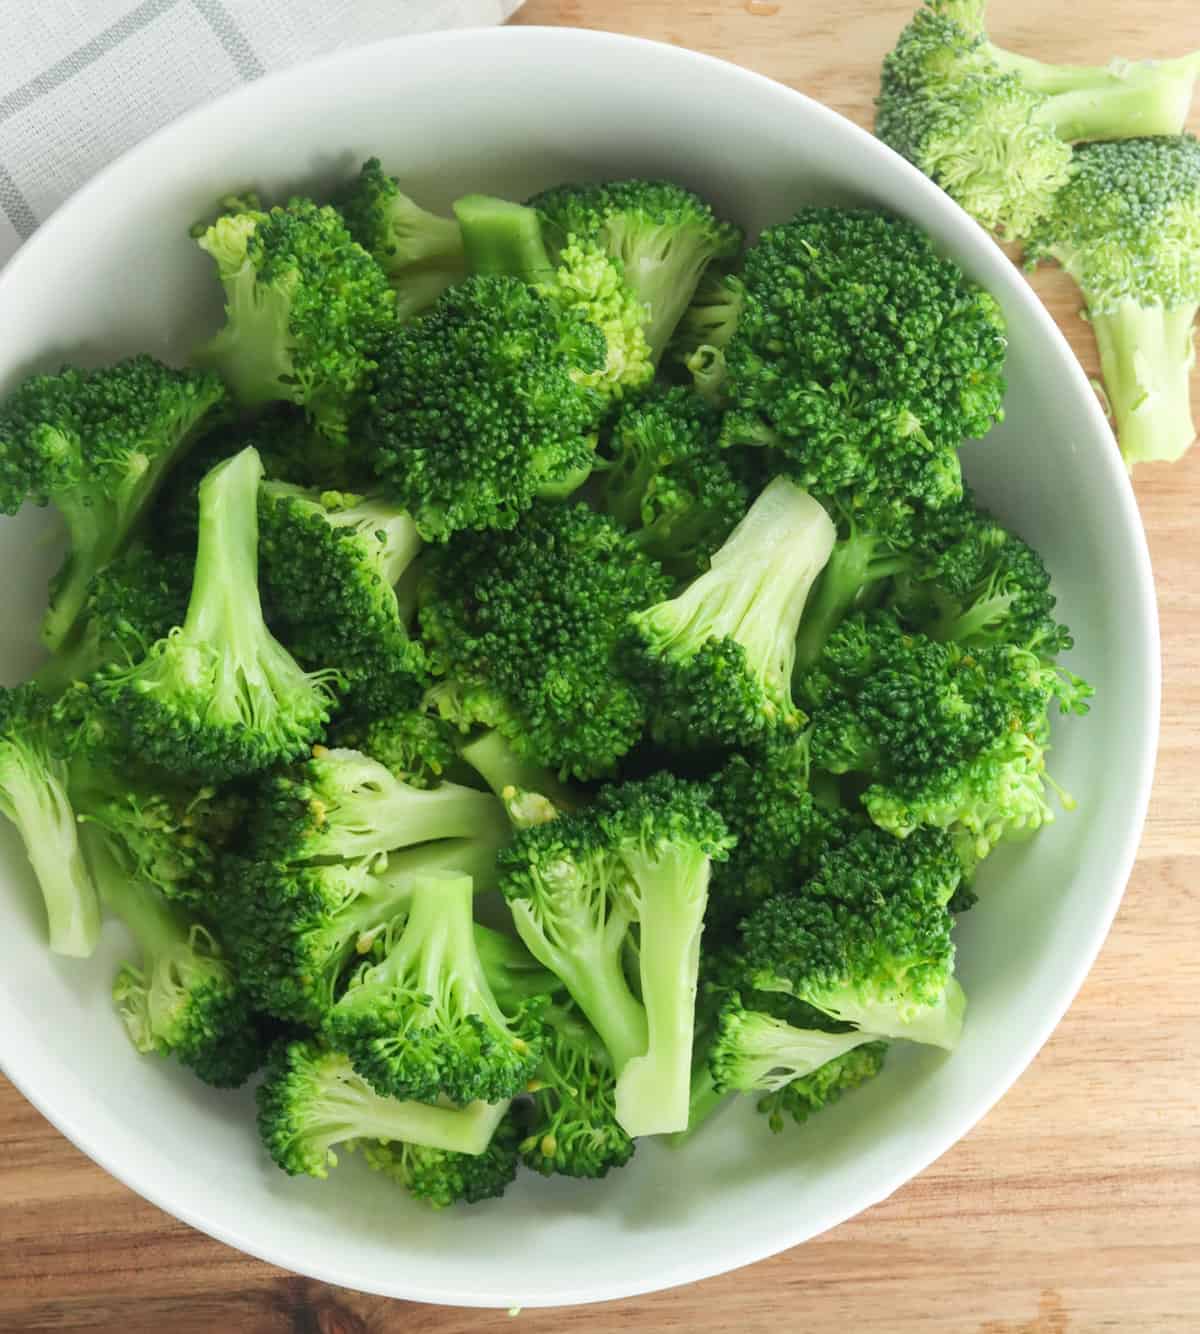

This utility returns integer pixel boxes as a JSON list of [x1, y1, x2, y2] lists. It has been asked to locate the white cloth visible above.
[[0, 0, 524, 264]]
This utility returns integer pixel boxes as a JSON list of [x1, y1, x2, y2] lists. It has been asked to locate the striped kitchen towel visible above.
[[0, 0, 524, 264]]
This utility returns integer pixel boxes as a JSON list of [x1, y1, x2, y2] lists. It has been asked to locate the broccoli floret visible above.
[[518, 1004, 634, 1178], [91, 448, 338, 782], [194, 199, 395, 441], [756, 1040, 889, 1133], [255, 1038, 511, 1178], [1025, 135, 1200, 468], [500, 774, 731, 1137], [356, 1117, 520, 1208], [336, 159, 466, 320], [453, 193, 653, 402], [598, 387, 752, 577], [740, 826, 966, 1048], [323, 871, 542, 1105], [258, 481, 426, 711], [329, 706, 463, 790], [876, 0, 1200, 237], [0, 356, 226, 649], [0, 685, 99, 957], [628, 476, 835, 749], [528, 179, 743, 361], [364, 276, 605, 540], [708, 992, 885, 1097], [251, 745, 506, 869], [81, 823, 263, 1086], [34, 545, 193, 697], [720, 209, 1006, 518], [419, 501, 670, 780]]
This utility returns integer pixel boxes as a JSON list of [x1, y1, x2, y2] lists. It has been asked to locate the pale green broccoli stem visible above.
[[613, 845, 712, 1138], [508, 894, 648, 1074], [382, 829, 512, 897], [1089, 299, 1199, 467], [453, 195, 555, 283], [665, 1056, 731, 1148], [686, 345, 728, 406], [804, 974, 967, 1051], [0, 742, 99, 956], [716, 1017, 882, 1094], [43, 505, 125, 654], [459, 729, 578, 826]]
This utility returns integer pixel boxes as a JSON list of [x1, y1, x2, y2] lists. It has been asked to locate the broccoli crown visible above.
[[255, 1038, 509, 1178], [0, 684, 100, 957], [85, 825, 263, 1086], [529, 179, 743, 359], [419, 501, 670, 780], [757, 1039, 889, 1134], [364, 275, 606, 541], [599, 386, 752, 576], [258, 482, 426, 706], [357, 1117, 519, 1208], [708, 992, 884, 1095], [92, 448, 338, 783], [194, 200, 395, 441], [721, 208, 1006, 518], [1025, 135, 1200, 312], [739, 825, 965, 1047], [628, 476, 835, 749], [323, 871, 542, 1106], [0, 356, 227, 649], [519, 1005, 634, 1179], [250, 745, 504, 868]]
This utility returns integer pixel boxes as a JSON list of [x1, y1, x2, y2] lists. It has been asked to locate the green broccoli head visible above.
[[0, 684, 100, 957], [721, 209, 1007, 517], [876, 2, 1200, 237], [194, 199, 395, 441], [528, 179, 743, 360], [92, 447, 338, 782], [519, 1004, 634, 1179], [255, 1038, 510, 1178], [0, 356, 227, 649], [356, 1116, 520, 1208], [1025, 135, 1200, 467], [740, 825, 965, 1048], [628, 476, 835, 749], [419, 501, 670, 780], [599, 386, 752, 577], [756, 1039, 889, 1134], [336, 158, 466, 321], [364, 275, 605, 540], [322, 871, 543, 1106]]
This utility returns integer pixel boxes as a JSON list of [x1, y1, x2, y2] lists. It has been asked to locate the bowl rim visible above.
[[0, 22, 1162, 1309]]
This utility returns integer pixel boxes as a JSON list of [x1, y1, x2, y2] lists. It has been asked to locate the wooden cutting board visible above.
[[3, 2, 1198, 1330]]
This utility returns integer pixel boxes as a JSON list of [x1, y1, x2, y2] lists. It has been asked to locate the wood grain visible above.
[[4, 2, 1200, 1329]]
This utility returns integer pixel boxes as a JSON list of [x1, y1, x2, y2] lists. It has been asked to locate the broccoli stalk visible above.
[[458, 728, 579, 828], [323, 871, 542, 1105], [453, 194, 555, 281], [0, 685, 99, 957], [94, 447, 338, 781], [82, 824, 262, 1086], [256, 1039, 510, 1178]]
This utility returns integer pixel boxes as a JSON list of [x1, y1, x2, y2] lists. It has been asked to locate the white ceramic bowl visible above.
[[0, 25, 1159, 1310]]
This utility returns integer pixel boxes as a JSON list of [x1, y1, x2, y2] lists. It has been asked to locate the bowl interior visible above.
[[0, 27, 1158, 1309]]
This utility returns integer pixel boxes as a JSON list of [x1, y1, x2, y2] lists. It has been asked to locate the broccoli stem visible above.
[[86, 826, 183, 961], [1089, 299, 1198, 467], [42, 504, 125, 654], [453, 195, 554, 283], [459, 730, 577, 816], [665, 1060, 732, 1148], [0, 741, 99, 957], [614, 847, 711, 1137], [989, 48, 1200, 139], [808, 975, 966, 1050]]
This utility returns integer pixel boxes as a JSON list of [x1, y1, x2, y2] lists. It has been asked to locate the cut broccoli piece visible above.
[[364, 275, 605, 540], [323, 871, 543, 1105], [1025, 135, 1200, 468], [194, 199, 395, 441], [756, 1039, 889, 1133], [0, 685, 99, 957], [355, 1116, 519, 1208], [255, 1038, 510, 1178], [419, 501, 670, 780], [528, 179, 743, 361], [629, 476, 835, 749], [91, 447, 337, 782], [0, 356, 226, 649], [336, 158, 466, 320], [876, 0, 1200, 236]]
